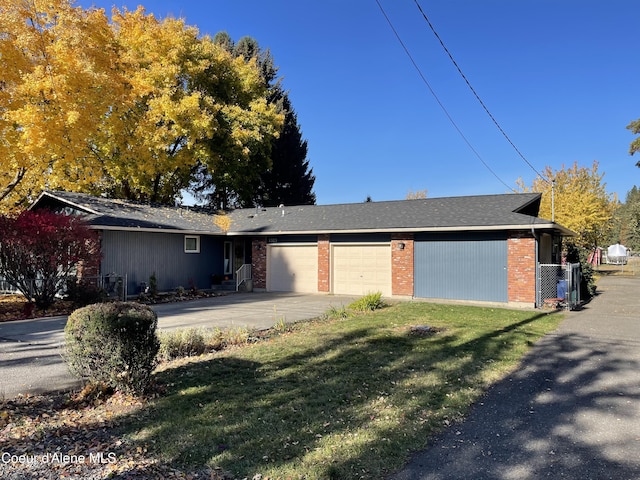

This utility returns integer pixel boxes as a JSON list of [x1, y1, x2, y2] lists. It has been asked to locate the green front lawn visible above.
[[127, 301, 562, 479]]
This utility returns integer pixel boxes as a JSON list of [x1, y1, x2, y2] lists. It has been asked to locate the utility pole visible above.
[[551, 179, 555, 223]]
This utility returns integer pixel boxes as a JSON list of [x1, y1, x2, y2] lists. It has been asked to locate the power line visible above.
[[374, 0, 515, 192], [412, 0, 544, 180]]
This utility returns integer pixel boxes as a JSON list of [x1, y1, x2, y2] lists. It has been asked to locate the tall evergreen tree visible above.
[[212, 31, 234, 53], [259, 94, 316, 206], [608, 186, 640, 251]]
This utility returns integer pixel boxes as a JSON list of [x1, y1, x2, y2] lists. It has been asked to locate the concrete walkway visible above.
[[389, 274, 640, 480], [0, 292, 355, 399]]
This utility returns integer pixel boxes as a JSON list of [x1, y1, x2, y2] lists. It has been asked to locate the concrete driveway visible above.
[[0, 292, 355, 399]]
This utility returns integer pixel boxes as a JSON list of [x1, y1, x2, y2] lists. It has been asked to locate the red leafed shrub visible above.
[[0, 210, 100, 309]]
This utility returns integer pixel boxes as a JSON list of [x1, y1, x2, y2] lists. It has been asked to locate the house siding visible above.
[[100, 230, 222, 294]]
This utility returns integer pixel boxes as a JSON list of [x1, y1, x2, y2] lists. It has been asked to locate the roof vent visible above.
[[279, 204, 285, 217]]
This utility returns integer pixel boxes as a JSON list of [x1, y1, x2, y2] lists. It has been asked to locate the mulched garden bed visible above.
[[0, 291, 225, 323], [0, 386, 229, 479], [0, 295, 73, 323]]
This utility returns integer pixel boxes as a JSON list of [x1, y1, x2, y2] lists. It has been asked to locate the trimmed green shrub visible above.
[[149, 272, 158, 298], [64, 302, 159, 395], [348, 292, 385, 312]]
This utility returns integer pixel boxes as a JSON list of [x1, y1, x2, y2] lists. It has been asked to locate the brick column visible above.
[[318, 234, 330, 292], [77, 231, 101, 286], [252, 238, 267, 289], [508, 233, 536, 305], [392, 233, 414, 297]]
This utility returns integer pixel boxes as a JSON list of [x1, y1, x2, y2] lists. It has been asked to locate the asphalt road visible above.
[[0, 292, 355, 399], [389, 274, 640, 480]]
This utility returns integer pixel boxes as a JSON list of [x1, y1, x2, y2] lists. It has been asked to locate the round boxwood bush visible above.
[[64, 302, 160, 395]]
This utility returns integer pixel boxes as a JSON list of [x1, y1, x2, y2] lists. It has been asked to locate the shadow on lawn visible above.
[[3, 309, 637, 479], [113, 310, 570, 479], [388, 331, 640, 480], [103, 303, 640, 479]]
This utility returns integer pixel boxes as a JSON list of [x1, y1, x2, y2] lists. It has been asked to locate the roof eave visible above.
[[91, 225, 221, 235], [227, 223, 577, 236], [32, 190, 101, 215]]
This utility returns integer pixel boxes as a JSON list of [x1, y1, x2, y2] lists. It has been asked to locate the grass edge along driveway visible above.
[[125, 301, 562, 479]]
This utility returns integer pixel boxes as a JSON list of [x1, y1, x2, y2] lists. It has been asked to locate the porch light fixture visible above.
[[398, 242, 405, 250]]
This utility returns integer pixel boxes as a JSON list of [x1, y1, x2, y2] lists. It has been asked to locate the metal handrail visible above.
[[236, 264, 252, 291]]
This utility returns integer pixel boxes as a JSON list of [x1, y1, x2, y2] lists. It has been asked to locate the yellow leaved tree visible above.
[[517, 160, 618, 249], [0, 0, 283, 212], [0, 0, 124, 211], [92, 7, 219, 203]]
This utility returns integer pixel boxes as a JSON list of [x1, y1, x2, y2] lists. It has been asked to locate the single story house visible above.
[[31, 190, 574, 308]]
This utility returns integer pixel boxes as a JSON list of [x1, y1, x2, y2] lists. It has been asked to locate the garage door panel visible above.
[[268, 245, 318, 293], [332, 244, 391, 296], [414, 239, 507, 302]]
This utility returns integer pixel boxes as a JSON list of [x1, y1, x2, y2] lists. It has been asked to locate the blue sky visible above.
[[81, 0, 640, 205]]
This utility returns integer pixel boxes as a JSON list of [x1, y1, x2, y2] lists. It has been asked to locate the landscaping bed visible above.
[[0, 295, 73, 322], [0, 290, 224, 323]]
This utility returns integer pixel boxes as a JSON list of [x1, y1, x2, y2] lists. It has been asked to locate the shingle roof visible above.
[[32, 190, 225, 233], [32, 190, 572, 235], [225, 193, 560, 234]]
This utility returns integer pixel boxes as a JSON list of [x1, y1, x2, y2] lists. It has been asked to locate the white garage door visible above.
[[267, 244, 318, 293], [332, 244, 391, 296]]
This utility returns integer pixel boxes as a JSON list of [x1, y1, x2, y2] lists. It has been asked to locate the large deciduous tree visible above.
[[92, 7, 218, 203], [518, 160, 617, 249], [0, 0, 123, 211], [102, 11, 282, 204], [0, 210, 100, 309], [201, 34, 315, 208], [0, 0, 283, 210], [193, 42, 284, 208]]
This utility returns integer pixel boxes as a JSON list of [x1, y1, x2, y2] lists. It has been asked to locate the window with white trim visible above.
[[184, 235, 200, 253]]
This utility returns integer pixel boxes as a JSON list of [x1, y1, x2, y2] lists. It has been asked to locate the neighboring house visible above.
[[30, 190, 573, 308]]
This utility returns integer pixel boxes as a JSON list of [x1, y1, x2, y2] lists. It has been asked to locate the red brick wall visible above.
[[507, 233, 536, 304], [391, 234, 414, 297], [252, 238, 267, 289], [318, 234, 330, 292]]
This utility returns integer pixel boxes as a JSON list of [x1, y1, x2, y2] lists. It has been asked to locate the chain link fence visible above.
[[0, 274, 127, 302], [537, 263, 581, 310]]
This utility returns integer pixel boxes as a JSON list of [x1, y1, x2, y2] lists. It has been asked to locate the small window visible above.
[[184, 235, 200, 253]]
